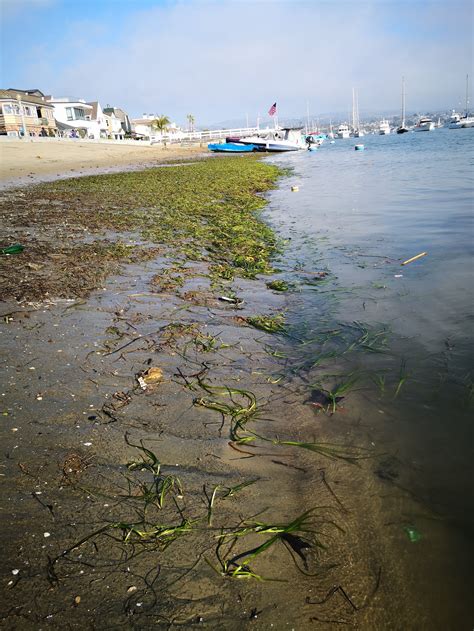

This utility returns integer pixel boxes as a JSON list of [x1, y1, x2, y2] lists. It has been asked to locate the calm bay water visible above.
[[264, 128, 474, 627]]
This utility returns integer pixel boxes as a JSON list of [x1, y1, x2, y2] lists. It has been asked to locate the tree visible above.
[[186, 113, 195, 132], [151, 115, 171, 136]]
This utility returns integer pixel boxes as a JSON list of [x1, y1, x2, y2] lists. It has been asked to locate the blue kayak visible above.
[[208, 142, 256, 153]]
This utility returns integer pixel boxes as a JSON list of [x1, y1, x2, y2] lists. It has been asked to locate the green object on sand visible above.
[[404, 526, 422, 543], [1, 244, 24, 255]]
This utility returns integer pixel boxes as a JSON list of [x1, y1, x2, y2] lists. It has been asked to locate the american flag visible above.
[[268, 102, 277, 116]]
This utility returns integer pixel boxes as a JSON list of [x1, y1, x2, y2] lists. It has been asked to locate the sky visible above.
[[1, 0, 473, 127]]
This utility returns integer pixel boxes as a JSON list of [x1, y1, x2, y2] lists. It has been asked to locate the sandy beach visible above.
[[0, 139, 208, 188]]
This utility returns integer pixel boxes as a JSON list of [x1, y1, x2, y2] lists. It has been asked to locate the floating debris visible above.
[[401, 252, 427, 266]]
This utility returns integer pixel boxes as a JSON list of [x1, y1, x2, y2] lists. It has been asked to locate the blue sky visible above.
[[1, 0, 473, 126]]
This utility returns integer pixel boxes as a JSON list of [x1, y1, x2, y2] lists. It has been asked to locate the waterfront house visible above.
[[45, 96, 96, 138], [103, 106, 131, 136], [0, 89, 57, 136]]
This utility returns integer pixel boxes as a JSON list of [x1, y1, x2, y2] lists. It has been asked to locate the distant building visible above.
[[131, 114, 183, 140], [86, 101, 109, 138], [103, 106, 132, 135], [0, 89, 57, 136]]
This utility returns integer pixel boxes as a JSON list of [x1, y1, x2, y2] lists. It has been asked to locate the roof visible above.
[[132, 118, 155, 125], [0, 89, 53, 107], [86, 101, 99, 119], [8, 88, 45, 97]]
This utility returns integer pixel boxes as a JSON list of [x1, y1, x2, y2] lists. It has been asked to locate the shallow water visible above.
[[263, 128, 474, 627]]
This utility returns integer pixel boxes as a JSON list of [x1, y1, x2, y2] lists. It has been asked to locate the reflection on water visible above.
[[265, 128, 474, 626]]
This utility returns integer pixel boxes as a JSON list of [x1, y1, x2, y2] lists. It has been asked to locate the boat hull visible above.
[[252, 143, 300, 152], [414, 122, 434, 132], [208, 143, 256, 152], [396, 127, 409, 134]]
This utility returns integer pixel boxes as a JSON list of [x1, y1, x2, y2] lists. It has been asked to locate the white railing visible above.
[[152, 126, 268, 144], [0, 126, 273, 146]]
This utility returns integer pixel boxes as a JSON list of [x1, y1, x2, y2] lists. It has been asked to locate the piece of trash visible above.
[[127, 585, 138, 594], [137, 376, 147, 390], [26, 262, 44, 271], [36, 394, 43, 401], [1, 244, 24, 255], [12, 569, 20, 575], [394, 274, 403, 278], [291, 186, 299, 192], [404, 526, 422, 543], [401, 252, 427, 266], [142, 367, 163, 384], [43, 532, 51, 538], [83, 442, 92, 447], [219, 296, 241, 304]]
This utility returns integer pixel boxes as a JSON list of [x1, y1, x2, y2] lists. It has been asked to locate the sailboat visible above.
[[396, 76, 409, 134], [328, 119, 335, 139], [449, 74, 474, 129], [352, 88, 364, 137]]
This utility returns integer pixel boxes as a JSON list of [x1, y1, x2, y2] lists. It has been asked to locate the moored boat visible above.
[[337, 124, 350, 139], [397, 77, 410, 134], [237, 127, 306, 152], [208, 142, 256, 153], [448, 75, 474, 128], [414, 116, 435, 131]]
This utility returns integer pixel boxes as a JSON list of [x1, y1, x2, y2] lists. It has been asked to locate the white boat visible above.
[[414, 116, 435, 131], [238, 127, 305, 152], [337, 123, 350, 139], [448, 110, 462, 128], [448, 75, 474, 128], [379, 119, 391, 135]]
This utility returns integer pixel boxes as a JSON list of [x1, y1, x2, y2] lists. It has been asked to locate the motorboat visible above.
[[237, 127, 306, 152], [305, 134, 325, 151], [208, 142, 256, 153], [414, 116, 435, 131], [379, 119, 391, 135], [337, 124, 350, 139]]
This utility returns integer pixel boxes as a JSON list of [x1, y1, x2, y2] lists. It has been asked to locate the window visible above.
[[3, 103, 20, 115], [24, 106, 36, 117], [66, 107, 74, 121], [74, 108, 86, 120]]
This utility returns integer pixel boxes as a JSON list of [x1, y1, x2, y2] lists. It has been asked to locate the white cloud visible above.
[[8, 0, 474, 125]]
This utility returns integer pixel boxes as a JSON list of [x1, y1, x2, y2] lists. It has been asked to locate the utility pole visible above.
[[16, 94, 28, 139]]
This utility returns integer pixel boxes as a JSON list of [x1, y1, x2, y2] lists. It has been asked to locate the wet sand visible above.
[[0, 140, 207, 189], [1, 157, 469, 629]]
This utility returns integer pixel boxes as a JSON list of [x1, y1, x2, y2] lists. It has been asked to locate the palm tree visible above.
[[186, 113, 195, 132], [151, 115, 171, 137]]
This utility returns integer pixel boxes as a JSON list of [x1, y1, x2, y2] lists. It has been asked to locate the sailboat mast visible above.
[[352, 88, 356, 129], [401, 76, 406, 127], [466, 74, 470, 114]]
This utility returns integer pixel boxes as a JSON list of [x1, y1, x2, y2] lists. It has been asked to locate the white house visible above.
[[46, 96, 124, 139], [46, 96, 95, 137], [131, 114, 184, 141], [104, 110, 125, 140]]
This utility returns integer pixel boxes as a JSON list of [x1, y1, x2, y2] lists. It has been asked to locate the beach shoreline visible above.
[[0, 139, 209, 189]]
